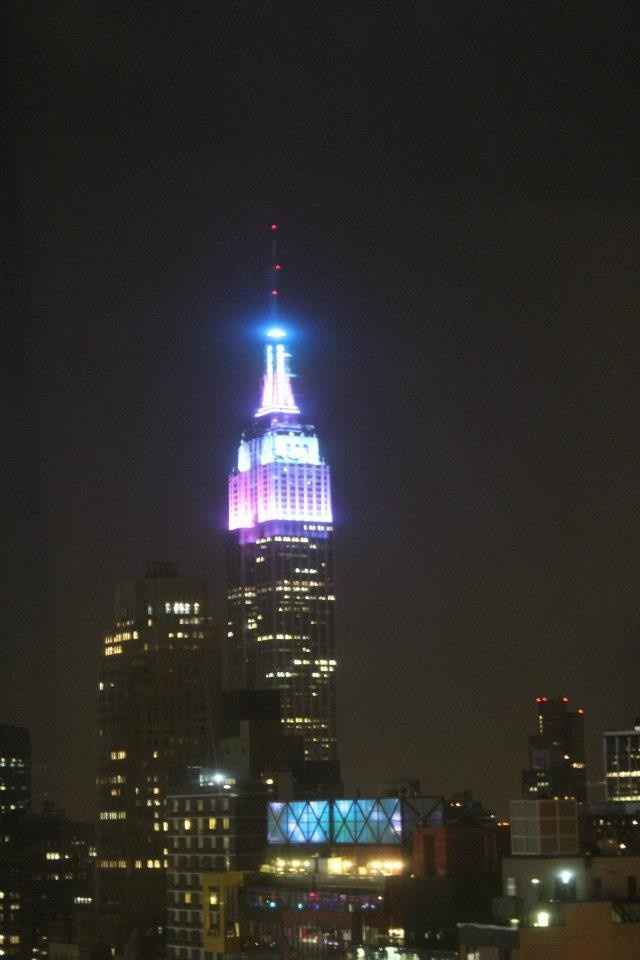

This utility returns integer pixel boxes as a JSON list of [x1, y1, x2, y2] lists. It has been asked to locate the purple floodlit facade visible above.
[[226, 337, 338, 771], [229, 342, 333, 532]]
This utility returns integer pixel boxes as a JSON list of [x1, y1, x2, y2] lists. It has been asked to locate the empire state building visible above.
[[226, 326, 338, 776]]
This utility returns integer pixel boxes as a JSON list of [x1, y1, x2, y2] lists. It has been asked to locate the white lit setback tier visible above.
[[228, 423, 332, 530]]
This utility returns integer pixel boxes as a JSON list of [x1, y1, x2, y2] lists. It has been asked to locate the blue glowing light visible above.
[[267, 798, 402, 845], [266, 327, 287, 339]]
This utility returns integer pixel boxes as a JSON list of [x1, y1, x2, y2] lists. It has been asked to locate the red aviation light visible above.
[[270, 223, 278, 231], [561, 696, 569, 703], [577, 708, 585, 715], [536, 696, 549, 703], [274, 263, 282, 271], [271, 289, 278, 296]]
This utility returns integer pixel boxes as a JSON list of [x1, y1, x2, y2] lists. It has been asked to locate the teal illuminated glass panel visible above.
[[334, 798, 402, 844], [308, 800, 330, 842], [268, 800, 330, 844], [268, 798, 402, 845], [268, 802, 287, 844]]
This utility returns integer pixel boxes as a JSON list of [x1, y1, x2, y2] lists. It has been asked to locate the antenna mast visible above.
[[269, 222, 281, 314]]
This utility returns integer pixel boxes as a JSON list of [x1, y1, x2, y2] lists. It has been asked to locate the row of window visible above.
[[168, 868, 229, 888], [169, 835, 232, 851], [169, 797, 230, 813], [173, 816, 231, 832], [167, 854, 231, 870]]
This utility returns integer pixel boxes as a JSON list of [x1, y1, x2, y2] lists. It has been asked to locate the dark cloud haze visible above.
[[7, 4, 639, 818]]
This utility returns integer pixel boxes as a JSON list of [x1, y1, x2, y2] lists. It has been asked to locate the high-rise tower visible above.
[[226, 263, 338, 779], [96, 562, 218, 952], [521, 696, 587, 802]]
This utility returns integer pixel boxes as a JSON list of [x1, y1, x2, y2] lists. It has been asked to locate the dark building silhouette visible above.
[[0, 807, 94, 960], [226, 326, 338, 785], [582, 802, 640, 855], [0, 725, 31, 816], [96, 563, 219, 956], [521, 696, 586, 802], [218, 690, 302, 784]]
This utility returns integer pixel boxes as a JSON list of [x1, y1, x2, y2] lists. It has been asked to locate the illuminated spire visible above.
[[255, 335, 299, 417], [255, 224, 299, 417]]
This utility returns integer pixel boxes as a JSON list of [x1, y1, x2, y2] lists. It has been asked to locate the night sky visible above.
[[8, 4, 639, 820]]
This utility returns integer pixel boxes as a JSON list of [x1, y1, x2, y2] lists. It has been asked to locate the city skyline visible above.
[[9, 4, 638, 822]]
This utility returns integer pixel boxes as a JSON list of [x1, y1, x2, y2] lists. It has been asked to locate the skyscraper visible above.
[[521, 696, 586, 802], [226, 320, 338, 779], [96, 562, 218, 952]]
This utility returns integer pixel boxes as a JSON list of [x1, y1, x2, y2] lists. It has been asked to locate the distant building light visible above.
[[535, 911, 551, 927]]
